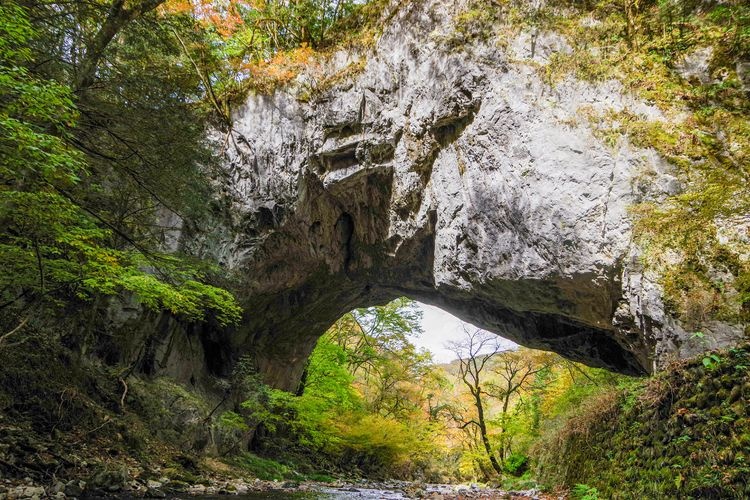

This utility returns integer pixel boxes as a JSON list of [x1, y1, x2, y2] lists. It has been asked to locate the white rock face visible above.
[[190, 0, 744, 389], [674, 46, 714, 84]]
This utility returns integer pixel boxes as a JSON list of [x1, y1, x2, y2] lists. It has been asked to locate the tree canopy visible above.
[[0, 1, 242, 331]]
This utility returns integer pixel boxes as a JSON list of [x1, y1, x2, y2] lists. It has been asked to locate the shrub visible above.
[[503, 452, 529, 476]]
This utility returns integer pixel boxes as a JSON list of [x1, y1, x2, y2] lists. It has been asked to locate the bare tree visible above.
[[442, 400, 494, 480], [486, 349, 555, 461], [447, 328, 506, 475]]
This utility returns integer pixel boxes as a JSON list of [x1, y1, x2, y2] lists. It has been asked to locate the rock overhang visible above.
[[173, 0, 746, 390]]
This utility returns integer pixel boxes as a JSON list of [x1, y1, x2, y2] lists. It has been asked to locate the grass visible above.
[[232, 452, 337, 482], [233, 453, 298, 481]]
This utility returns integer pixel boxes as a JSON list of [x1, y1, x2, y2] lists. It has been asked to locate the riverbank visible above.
[[0, 477, 548, 499], [0, 411, 546, 499]]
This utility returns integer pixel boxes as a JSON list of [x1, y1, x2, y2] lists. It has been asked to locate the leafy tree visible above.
[[290, 336, 363, 448], [0, 2, 241, 338], [325, 298, 440, 420], [329, 298, 423, 374], [442, 337, 568, 479], [486, 349, 555, 462], [236, 299, 451, 477]]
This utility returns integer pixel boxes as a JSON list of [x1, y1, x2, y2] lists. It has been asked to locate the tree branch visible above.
[[76, 0, 167, 91]]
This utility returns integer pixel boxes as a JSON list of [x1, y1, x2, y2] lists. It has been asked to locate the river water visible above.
[[187, 482, 534, 499], [195, 488, 408, 498]]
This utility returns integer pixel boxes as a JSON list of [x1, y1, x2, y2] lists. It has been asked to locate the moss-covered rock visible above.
[[533, 345, 750, 498]]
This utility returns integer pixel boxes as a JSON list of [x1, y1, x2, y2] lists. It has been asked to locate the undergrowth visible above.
[[0, 321, 251, 487], [533, 345, 750, 498]]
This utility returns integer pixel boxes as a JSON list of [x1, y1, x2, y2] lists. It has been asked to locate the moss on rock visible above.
[[533, 345, 750, 498]]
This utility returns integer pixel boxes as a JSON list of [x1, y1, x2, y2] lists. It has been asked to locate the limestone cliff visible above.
[[152, 0, 745, 390]]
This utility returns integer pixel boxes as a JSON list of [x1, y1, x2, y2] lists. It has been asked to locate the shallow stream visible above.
[[183, 482, 536, 499]]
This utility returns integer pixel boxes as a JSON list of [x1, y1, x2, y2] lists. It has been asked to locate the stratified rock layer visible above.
[[174, 0, 743, 390]]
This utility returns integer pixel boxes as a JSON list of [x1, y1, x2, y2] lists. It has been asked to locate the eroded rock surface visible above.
[[173, 0, 743, 390]]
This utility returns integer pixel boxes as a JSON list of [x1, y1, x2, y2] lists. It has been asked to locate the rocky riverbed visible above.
[[0, 417, 552, 500], [189, 480, 544, 499], [0, 476, 548, 499]]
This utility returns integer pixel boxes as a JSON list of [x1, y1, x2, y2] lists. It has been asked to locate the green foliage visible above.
[[572, 484, 600, 500], [533, 346, 750, 498], [236, 338, 363, 453], [500, 470, 539, 491], [234, 299, 449, 479], [0, 1, 241, 326], [305, 472, 335, 483], [218, 411, 250, 432], [702, 353, 721, 370], [328, 298, 438, 420], [302, 336, 360, 412], [503, 452, 529, 476], [233, 453, 297, 481], [240, 383, 294, 435]]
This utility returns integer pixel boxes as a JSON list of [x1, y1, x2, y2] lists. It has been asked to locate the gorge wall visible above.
[[144, 0, 746, 391]]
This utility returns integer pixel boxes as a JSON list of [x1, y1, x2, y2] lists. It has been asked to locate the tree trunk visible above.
[[76, 0, 167, 91], [498, 389, 512, 461], [474, 388, 502, 474]]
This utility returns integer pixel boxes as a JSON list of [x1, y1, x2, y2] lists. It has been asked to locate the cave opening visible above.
[[249, 281, 650, 398], [247, 297, 635, 481]]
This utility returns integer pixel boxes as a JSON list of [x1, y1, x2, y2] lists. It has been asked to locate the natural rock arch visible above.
[[165, 0, 744, 391]]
